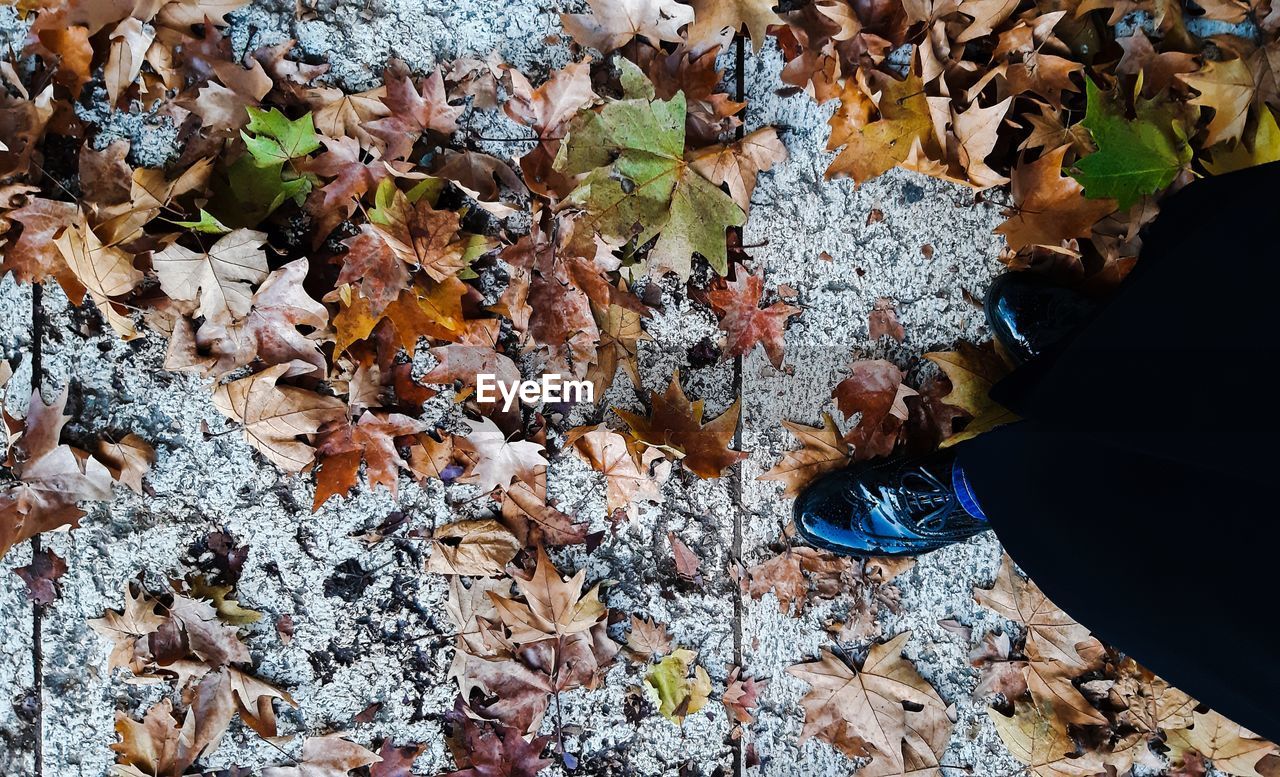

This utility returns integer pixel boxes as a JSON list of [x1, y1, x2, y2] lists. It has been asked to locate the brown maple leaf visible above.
[[997, 146, 1117, 256], [1, 388, 116, 559], [14, 546, 67, 605], [1166, 711, 1280, 777], [988, 699, 1105, 777], [260, 734, 382, 777], [443, 700, 554, 777], [788, 632, 950, 772], [723, 666, 767, 724], [313, 411, 428, 509], [759, 414, 851, 496], [561, 0, 694, 52], [366, 65, 464, 161], [211, 363, 347, 472], [687, 0, 784, 52], [505, 61, 599, 198], [831, 359, 917, 460], [974, 555, 1103, 671], [924, 342, 1016, 446], [565, 423, 668, 518], [425, 519, 522, 576], [626, 614, 674, 661], [615, 373, 747, 479], [705, 268, 800, 368], [488, 546, 607, 644]]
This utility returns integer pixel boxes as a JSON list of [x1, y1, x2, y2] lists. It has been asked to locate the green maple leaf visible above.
[[1070, 79, 1191, 210], [240, 107, 321, 167], [554, 59, 745, 279]]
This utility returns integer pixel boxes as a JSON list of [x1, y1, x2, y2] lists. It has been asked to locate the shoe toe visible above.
[[792, 469, 883, 555]]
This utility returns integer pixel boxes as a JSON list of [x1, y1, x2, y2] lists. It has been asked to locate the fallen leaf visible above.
[[614, 372, 746, 479], [426, 519, 522, 577], [211, 363, 347, 472]]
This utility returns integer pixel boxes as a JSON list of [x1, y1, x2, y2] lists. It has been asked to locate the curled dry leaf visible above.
[[426, 519, 522, 577]]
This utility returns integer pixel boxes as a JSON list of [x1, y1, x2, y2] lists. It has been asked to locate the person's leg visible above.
[[989, 161, 1280, 482], [957, 420, 1280, 744]]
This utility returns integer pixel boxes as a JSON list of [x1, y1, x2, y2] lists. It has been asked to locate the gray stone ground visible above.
[[0, 2, 1046, 775]]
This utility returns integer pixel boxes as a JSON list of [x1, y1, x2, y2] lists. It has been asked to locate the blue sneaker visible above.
[[793, 450, 989, 557]]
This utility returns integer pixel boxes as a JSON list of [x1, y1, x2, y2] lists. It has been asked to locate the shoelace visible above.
[[857, 467, 958, 534]]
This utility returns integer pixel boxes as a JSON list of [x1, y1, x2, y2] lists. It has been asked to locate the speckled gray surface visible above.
[[0, 2, 1039, 775]]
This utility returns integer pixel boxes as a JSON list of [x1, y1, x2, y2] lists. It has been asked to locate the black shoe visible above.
[[793, 449, 989, 558], [984, 273, 1098, 366]]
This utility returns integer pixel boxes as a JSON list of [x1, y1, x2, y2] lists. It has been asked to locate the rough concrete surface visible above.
[[0, 1, 1054, 775]]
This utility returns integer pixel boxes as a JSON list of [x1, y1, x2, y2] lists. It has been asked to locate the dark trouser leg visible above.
[[989, 161, 1280, 484], [957, 421, 1280, 743], [952, 162, 1280, 741]]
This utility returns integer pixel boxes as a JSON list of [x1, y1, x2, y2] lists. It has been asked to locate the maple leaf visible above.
[[305, 85, 390, 149], [313, 411, 428, 509], [1179, 58, 1255, 146], [455, 417, 548, 494], [561, 0, 695, 51], [152, 228, 269, 326], [614, 372, 746, 479], [705, 269, 800, 367], [565, 423, 668, 518], [554, 60, 745, 279], [96, 434, 155, 494], [827, 70, 938, 184], [89, 582, 166, 673], [1167, 710, 1279, 777], [626, 614, 673, 661], [687, 127, 787, 212], [924, 343, 1016, 446], [1, 388, 116, 559], [112, 699, 200, 777], [488, 546, 607, 643], [868, 297, 904, 342], [261, 734, 382, 777], [787, 632, 949, 771], [54, 215, 144, 338], [645, 648, 712, 722], [505, 61, 599, 198], [1071, 79, 1192, 209], [667, 531, 702, 582], [997, 146, 1118, 255], [989, 699, 1105, 777], [969, 631, 1030, 701], [723, 666, 766, 724], [425, 519, 522, 576], [956, 0, 1020, 41], [443, 700, 554, 777], [1, 196, 77, 285], [189, 258, 330, 379], [366, 66, 464, 160], [500, 476, 592, 547], [371, 741, 426, 777], [759, 414, 850, 496], [211, 363, 347, 472], [832, 359, 917, 459], [14, 546, 67, 605], [974, 555, 1102, 671], [1116, 30, 1197, 96], [942, 96, 1014, 188], [1206, 106, 1280, 175], [369, 181, 493, 282], [1108, 658, 1196, 733], [745, 550, 809, 613], [686, 0, 784, 53], [241, 107, 321, 166]]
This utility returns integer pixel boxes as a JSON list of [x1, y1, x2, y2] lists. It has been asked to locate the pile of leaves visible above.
[[4, 0, 1280, 774]]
